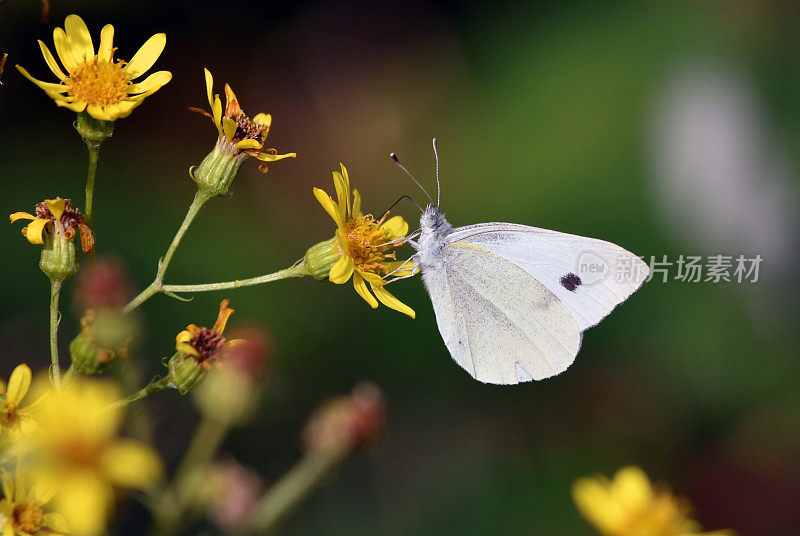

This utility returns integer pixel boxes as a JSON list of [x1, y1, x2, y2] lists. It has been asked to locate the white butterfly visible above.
[[390, 140, 649, 385]]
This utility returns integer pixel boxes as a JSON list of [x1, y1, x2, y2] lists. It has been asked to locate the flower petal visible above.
[[15, 65, 68, 94], [572, 477, 622, 533], [222, 117, 237, 143], [360, 271, 384, 285], [175, 329, 199, 357], [100, 440, 164, 489], [385, 259, 415, 277], [610, 466, 651, 512], [52, 27, 79, 71], [233, 139, 262, 152], [371, 284, 415, 318], [255, 151, 296, 162], [380, 215, 408, 239], [86, 104, 116, 121], [23, 218, 51, 244], [54, 98, 88, 113], [352, 189, 362, 217], [253, 113, 271, 127], [6, 364, 31, 408], [212, 299, 235, 334], [313, 188, 341, 225], [124, 33, 166, 80], [212, 95, 223, 135], [43, 512, 70, 534], [352, 272, 378, 308], [224, 83, 241, 117], [97, 24, 114, 62], [45, 198, 66, 220], [37, 40, 67, 80], [9, 212, 36, 223], [332, 170, 348, 221], [329, 254, 355, 284], [64, 14, 94, 61], [127, 69, 171, 94], [54, 471, 111, 536], [203, 68, 214, 108]]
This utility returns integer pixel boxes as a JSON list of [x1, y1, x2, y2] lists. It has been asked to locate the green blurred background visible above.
[[1, 0, 799, 534]]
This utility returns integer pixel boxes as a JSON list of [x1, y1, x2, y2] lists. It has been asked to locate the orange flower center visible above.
[[65, 57, 130, 107], [341, 215, 397, 274], [13, 502, 44, 534]]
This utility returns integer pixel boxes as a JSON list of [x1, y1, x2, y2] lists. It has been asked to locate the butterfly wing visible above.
[[446, 223, 649, 331], [422, 242, 581, 384]]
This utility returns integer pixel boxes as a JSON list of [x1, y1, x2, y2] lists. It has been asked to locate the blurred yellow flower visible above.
[[0, 465, 69, 536], [0, 365, 37, 439], [29, 379, 163, 536], [572, 466, 735, 536], [9, 197, 93, 253], [313, 164, 415, 317], [191, 68, 295, 173], [16, 14, 171, 121]]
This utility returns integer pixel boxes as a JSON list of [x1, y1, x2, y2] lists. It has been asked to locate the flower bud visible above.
[[206, 460, 263, 532], [300, 237, 340, 281], [191, 139, 246, 197], [193, 366, 257, 425], [74, 256, 132, 310], [75, 110, 114, 144], [303, 382, 385, 455], [167, 351, 207, 394], [40, 233, 77, 282], [69, 309, 137, 375]]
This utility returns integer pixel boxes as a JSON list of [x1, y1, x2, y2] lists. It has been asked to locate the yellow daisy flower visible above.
[[29, 378, 163, 536], [572, 466, 735, 536], [9, 197, 93, 253], [313, 164, 415, 318], [0, 365, 37, 439], [16, 14, 171, 121], [191, 68, 296, 179], [0, 465, 69, 536]]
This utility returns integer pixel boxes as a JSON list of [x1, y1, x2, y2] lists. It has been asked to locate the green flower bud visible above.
[[75, 111, 114, 144], [69, 331, 110, 375], [300, 237, 340, 280], [40, 233, 77, 282], [167, 351, 207, 394], [191, 139, 246, 197]]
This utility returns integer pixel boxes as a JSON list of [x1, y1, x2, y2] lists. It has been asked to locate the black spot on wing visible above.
[[560, 272, 582, 292]]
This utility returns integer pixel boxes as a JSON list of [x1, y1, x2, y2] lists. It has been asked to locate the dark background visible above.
[[1, 1, 799, 534]]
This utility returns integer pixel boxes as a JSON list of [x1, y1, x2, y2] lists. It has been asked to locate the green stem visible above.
[[154, 417, 229, 535], [84, 141, 100, 226], [125, 190, 214, 313], [161, 262, 306, 294], [111, 377, 171, 410], [245, 448, 347, 535], [49, 280, 63, 391]]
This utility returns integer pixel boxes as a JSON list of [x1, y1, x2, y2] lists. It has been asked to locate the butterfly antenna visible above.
[[390, 152, 433, 205], [381, 194, 423, 219], [432, 137, 441, 207]]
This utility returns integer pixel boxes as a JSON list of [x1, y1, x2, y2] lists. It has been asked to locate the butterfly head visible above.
[[420, 204, 451, 236]]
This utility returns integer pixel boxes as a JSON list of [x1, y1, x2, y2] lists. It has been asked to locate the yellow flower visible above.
[[192, 68, 296, 173], [572, 466, 735, 536], [0, 465, 69, 536], [9, 197, 93, 253], [29, 378, 163, 536], [0, 365, 37, 439], [16, 14, 171, 121], [313, 164, 415, 318], [175, 299, 237, 368]]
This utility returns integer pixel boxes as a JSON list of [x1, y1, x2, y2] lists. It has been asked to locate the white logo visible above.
[[576, 252, 611, 285]]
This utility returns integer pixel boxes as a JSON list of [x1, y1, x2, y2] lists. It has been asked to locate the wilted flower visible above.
[[0, 466, 69, 536], [311, 164, 414, 317], [0, 365, 37, 439], [190, 68, 296, 196], [168, 299, 239, 392], [29, 378, 163, 536], [16, 14, 171, 121], [572, 466, 735, 536]]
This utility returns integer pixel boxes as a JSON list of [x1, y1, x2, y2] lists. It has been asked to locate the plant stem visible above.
[[161, 262, 306, 294], [155, 417, 229, 535], [49, 280, 63, 391], [125, 190, 214, 313], [84, 141, 100, 226], [245, 448, 347, 535], [111, 377, 171, 410]]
